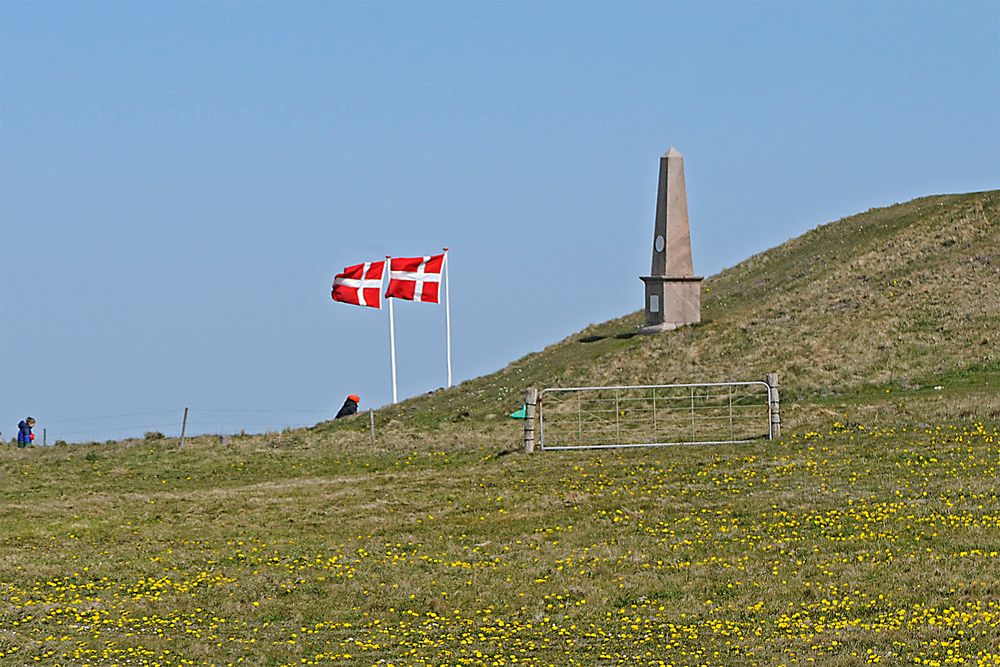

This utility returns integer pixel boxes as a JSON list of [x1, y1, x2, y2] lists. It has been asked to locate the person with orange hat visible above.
[[335, 394, 360, 419]]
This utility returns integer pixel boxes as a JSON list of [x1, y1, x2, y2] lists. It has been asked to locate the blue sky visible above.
[[2, 1, 998, 442]]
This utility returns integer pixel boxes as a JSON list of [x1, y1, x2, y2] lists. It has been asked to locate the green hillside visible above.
[[2, 192, 999, 667], [348, 190, 998, 445]]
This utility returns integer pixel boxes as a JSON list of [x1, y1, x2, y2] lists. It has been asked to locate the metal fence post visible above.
[[728, 387, 734, 441], [614, 389, 621, 445], [524, 388, 538, 453], [690, 387, 696, 441], [577, 394, 583, 445], [766, 373, 781, 440], [652, 388, 658, 441]]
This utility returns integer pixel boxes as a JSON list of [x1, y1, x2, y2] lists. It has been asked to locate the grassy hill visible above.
[[1, 191, 998, 666], [337, 190, 999, 446]]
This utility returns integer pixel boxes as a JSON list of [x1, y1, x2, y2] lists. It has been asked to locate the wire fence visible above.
[[10, 408, 339, 444], [539, 382, 772, 450]]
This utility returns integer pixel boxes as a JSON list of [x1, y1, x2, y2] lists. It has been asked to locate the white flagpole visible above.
[[386, 256, 398, 404], [443, 248, 452, 388]]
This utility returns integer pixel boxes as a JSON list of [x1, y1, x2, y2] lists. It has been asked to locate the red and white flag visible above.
[[332, 261, 386, 309], [385, 254, 444, 303]]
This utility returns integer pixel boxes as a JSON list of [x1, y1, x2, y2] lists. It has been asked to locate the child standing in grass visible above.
[[17, 417, 35, 447]]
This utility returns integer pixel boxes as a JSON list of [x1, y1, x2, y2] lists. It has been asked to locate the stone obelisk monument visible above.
[[640, 147, 703, 333]]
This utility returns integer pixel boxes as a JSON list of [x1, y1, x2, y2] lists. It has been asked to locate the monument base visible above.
[[640, 275, 703, 333], [639, 322, 680, 334]]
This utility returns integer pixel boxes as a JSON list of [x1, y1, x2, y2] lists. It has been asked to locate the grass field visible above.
[[1, 421, 998, 666], [2, 192, 998, 666]]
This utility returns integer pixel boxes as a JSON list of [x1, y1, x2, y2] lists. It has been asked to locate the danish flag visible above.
[[386, 254, 445, 303], [332, 261, 386, 309]]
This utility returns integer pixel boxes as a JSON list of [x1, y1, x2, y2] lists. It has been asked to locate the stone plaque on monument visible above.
[[640, 147, 703, 333]]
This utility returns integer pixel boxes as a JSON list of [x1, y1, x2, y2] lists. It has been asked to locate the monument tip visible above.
[[663, 147, 683, 158]]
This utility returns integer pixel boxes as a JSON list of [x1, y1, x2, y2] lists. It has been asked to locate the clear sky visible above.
[[2, 1, 998, 443]]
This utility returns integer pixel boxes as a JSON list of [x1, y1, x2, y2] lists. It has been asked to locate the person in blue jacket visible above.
[[17, 417, 35, 448]]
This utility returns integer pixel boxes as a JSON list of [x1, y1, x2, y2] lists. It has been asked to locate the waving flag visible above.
[[386, 254, 444, 303], [332, 261, 385, 309]]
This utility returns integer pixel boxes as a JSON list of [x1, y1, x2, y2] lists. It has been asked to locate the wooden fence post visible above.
[[369, 409, 376, 448], [524, 388, 538, 454], [179, 407, 189, 447], [766, 373, 780, 440]]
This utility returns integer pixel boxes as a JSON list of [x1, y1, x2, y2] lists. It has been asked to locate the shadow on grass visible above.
[[489, 445, 522, 459], [580, 331, 639, 343]]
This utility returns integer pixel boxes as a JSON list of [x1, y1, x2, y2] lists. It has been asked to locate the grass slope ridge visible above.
[[360, 191, 999, 437]]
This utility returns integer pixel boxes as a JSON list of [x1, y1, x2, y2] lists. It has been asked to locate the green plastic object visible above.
[[509, 405, 527, 419]]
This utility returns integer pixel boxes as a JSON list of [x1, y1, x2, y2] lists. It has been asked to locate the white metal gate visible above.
[[538, 381, 772, 451]]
